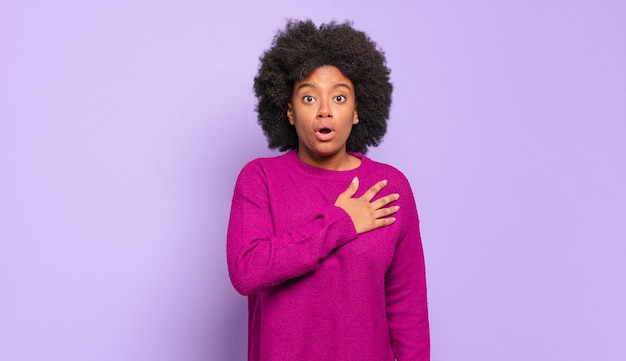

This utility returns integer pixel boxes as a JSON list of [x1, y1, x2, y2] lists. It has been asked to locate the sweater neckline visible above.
[[285, 150, 371, 182]]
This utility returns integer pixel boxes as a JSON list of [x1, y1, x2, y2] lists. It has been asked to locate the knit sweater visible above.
[[227, 150, 429, 361]]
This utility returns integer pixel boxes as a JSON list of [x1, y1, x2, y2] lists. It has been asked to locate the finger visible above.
[[362, 179, 388, 201], [374, 205, 400, 219], [371, 193, 400, 210], [339, 176, 359, 198], [372, 216, 397, 229]]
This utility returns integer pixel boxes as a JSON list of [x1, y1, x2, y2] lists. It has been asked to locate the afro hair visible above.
[[253, 19, 393, 154]]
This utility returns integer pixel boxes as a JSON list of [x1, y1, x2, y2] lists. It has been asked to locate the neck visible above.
[[296, 149, 360, 171]]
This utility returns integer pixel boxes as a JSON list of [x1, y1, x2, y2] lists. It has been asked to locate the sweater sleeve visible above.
[[385, 176, 430, 361], [226, 161, 358, 296]]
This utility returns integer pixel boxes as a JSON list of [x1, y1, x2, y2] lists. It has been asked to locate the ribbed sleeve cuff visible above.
[[327, 205, 358, 250]]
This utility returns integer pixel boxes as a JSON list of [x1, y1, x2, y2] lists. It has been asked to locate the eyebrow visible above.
[[296, 83, 353, 91]]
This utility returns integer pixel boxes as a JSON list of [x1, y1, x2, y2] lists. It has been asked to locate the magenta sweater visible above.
[[227, 150, 429, 360]]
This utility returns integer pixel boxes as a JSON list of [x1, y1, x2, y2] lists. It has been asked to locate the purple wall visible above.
[[1, 1, 625, 360]]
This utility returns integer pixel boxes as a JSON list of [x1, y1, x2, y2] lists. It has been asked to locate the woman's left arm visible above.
[[385, 176, 430, 361]]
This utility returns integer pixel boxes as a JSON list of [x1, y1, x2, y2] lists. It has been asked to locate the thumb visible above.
[[341, 176, 359, 198]]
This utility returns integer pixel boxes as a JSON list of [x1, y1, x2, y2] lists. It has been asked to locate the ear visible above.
[[287, 103, 295, 125], [352, 109, 359, 125]]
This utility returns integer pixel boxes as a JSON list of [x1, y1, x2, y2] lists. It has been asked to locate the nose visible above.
[[317, 99, 332, 118]]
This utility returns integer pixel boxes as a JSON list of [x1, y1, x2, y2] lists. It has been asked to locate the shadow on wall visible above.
[[212, 293, 248, 360]]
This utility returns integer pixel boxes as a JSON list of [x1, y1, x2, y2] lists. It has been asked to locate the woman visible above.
[[227, 20, 429, 361]]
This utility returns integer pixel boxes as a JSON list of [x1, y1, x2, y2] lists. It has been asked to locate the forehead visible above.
[[295, 65, 354, 89]]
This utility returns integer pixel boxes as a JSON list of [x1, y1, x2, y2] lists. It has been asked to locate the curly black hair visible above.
[[253, 20, 393, 154]]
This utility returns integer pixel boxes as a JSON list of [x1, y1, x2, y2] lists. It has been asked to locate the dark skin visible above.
[[287, 66, 399, 234], [335, 177, 400, 234]]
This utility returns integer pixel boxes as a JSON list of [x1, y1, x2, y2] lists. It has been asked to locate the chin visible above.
[[313, 148, 341, 158]]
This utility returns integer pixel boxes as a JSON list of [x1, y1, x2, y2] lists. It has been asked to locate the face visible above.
[[287, 65, 359, 169]]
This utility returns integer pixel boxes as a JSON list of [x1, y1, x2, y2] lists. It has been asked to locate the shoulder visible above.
[[360, 154, 412, 188], [235, 151, 296, 187]]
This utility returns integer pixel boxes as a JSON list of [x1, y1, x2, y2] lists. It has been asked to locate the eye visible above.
[[334, 95, 347, 103], [302, 95, 315, 104]]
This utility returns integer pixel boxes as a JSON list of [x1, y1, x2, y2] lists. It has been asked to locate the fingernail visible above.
[[352, 176, 358, 184]]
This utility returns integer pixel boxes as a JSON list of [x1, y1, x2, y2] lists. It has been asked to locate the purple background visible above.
[[1, 1, 625, 360]]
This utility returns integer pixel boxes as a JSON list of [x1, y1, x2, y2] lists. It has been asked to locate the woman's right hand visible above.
[[334, 177, 400, 234]]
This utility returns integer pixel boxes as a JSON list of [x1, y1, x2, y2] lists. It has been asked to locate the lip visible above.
[[314, 124, 336, 142]]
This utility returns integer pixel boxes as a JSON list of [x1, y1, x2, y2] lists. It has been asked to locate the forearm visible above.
[[227, 195, 357, 295]]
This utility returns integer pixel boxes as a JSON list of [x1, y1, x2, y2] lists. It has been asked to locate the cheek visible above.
[[293, 121, 308, 137]]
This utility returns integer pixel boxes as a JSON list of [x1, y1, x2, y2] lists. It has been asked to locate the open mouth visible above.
[[314, 126, 336, 141]]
